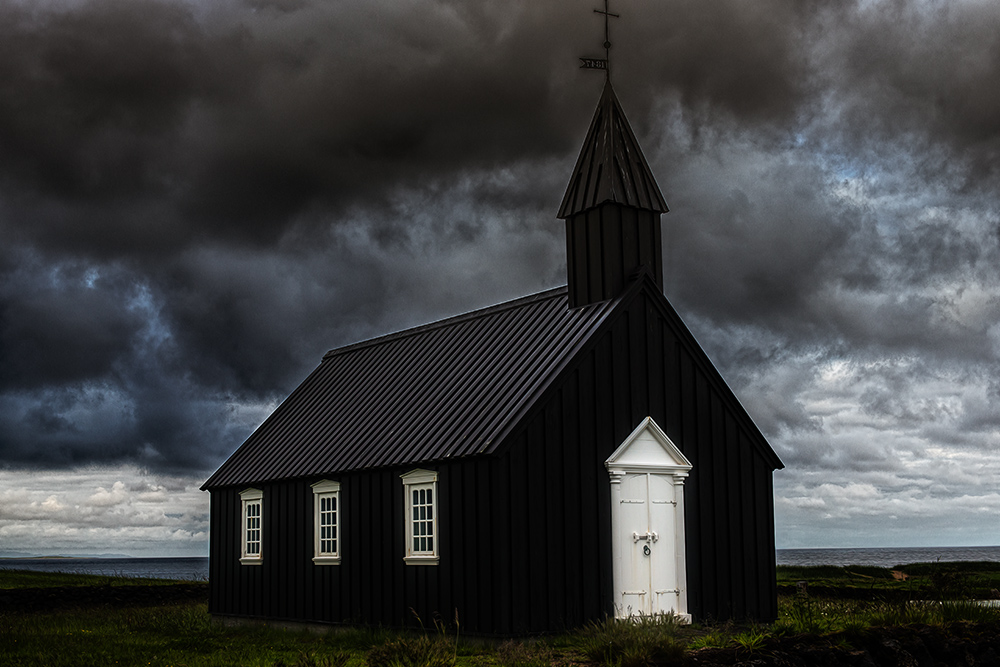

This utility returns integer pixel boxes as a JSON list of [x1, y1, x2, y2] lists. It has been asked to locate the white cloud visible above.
[[0, 465, 208, 557]]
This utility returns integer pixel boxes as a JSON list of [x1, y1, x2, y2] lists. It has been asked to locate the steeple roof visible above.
[[558, 80, 668, 219]]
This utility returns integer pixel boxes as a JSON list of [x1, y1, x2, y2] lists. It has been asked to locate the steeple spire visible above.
[[558, 80, 668, 219], [558, 77, 668, 308]]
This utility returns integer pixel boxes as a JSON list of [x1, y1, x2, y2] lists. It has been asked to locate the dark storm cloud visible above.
[[0, 0, 599, 258], [811, 1, 1000, 190], [0, 256, 144, 389], [0, 0, 823, 258], [1, 0, 999, 496]]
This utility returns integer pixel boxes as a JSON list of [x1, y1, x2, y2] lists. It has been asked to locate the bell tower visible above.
[[558, 80, 668, 308]]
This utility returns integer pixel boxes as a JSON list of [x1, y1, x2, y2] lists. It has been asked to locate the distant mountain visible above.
[[0, 552, 133, 559]]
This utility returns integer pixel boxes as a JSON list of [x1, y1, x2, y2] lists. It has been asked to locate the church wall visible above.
[[497, 284, 778, 627], [207, 283, 778, 633], [208, 456, 522, 634]]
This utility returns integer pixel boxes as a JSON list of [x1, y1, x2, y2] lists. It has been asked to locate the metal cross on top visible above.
[[580, 0, 619, 80]]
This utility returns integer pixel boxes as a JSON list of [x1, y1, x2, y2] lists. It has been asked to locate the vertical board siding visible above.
[[565, 204, 663, 308], [602, 205, 624, 300], [741, 433, 760, 616], [725, 415, 745, 617], [207, 287, 779, 632], [526, 420, 548, 632], [578, 353, 601, 619], [508, 432, 531, 634], [586, 208, 603, 303], [693, 371, 716, 619], [561, 374, 584, 629], [678, 348, 701, 617], [544, 401, 566, 630], [493, 455, 513, 632]]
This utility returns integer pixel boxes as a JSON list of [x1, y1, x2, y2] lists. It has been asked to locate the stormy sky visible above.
[[1, 0, 998, 557]]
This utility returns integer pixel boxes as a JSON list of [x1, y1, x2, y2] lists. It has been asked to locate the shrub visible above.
[[733, 625, 766, 653], [938, 600, 1000, 624], [774, 596, 841, 636], [273, 653, 351, 667], [579, 613, 685, 667], [686, 626, 731, 650], [366, 634, 455, 667]]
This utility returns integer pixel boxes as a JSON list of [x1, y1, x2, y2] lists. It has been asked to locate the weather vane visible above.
[[580, 0, 619, 81]]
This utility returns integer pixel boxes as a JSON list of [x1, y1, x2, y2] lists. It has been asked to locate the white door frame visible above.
[[606, 417, 692, 622]]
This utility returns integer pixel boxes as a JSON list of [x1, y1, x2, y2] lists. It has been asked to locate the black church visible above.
[[202, 79, 784, 635]]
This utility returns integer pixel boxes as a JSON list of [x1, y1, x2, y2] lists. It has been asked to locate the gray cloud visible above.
[[0, 0, 999, 550]]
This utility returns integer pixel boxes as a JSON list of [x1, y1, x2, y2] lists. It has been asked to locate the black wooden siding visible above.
[[209, 282, 778, 633], [565, 203, 664, 308]]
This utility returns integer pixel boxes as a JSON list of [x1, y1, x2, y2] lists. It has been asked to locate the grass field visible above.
[[2, 564, 999, 667], [0, 568, 180, 589], [776, 561, 1000, 600]]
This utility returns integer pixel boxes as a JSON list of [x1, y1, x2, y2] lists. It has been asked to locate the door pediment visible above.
[[605, 417, 692, 474]]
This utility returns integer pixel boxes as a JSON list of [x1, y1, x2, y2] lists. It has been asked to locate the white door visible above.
[[615, 472, 680, 616], [606, 417, 691, 621]]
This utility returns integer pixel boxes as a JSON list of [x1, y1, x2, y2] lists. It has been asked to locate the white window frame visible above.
[[401, 469, 439, 565], [311, 480, 341, 565], [240, 488, 263, 565]]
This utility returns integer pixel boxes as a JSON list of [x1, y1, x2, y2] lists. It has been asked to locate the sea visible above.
[[776, 546, 1000, 568], [2, 547, 999, 580], [0, 557, 209, 581]]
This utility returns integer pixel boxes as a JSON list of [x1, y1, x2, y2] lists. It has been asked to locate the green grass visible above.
[[0, 568, 178, 588], [769, 595, 1000, 637], [776, 561, 1000, 600], [1, 601, 401, 667], [3, 564, 1000, 666]]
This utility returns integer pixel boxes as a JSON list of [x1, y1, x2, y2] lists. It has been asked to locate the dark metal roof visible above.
[[202, 287, 618, 489], [558, 80, 669, 219]]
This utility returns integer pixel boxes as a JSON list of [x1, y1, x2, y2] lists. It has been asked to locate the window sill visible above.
[[404, 555, 439, 566], [240, 557, 263, 565], [312, 556, 341, 565]]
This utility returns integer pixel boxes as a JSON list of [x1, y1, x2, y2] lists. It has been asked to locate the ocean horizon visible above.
[[776, 545, 1000, 568], [2, 546, 999, 580], [0, 556, 210, 581]]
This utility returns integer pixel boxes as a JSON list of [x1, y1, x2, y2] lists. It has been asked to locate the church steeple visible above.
[[558, 80, 668, 309]]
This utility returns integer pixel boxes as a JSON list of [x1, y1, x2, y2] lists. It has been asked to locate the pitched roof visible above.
[[558, 80, 669, 219], [202, 287, 618, 489]]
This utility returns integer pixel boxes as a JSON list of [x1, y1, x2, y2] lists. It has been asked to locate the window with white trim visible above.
[[311, 480, 341, 564], [240, 488, 263, 565], [401, 469, 438, 565]]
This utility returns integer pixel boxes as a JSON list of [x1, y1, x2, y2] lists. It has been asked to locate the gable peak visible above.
[[605, 416, 692, 472]]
